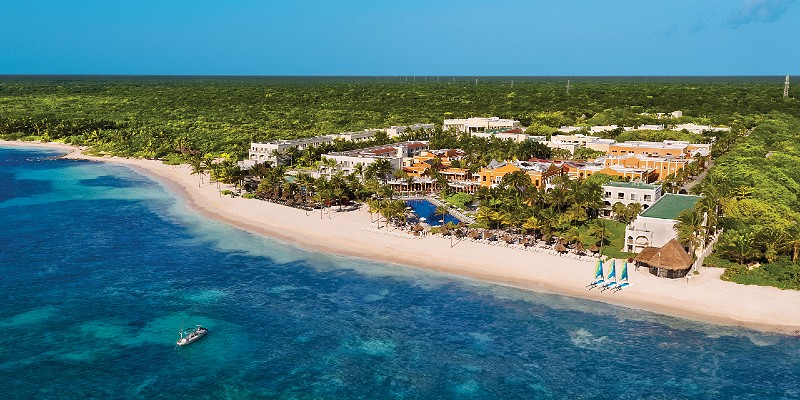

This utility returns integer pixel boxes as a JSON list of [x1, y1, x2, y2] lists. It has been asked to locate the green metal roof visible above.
[[640, 194, 701, 220], [603, 181, 660, 190]]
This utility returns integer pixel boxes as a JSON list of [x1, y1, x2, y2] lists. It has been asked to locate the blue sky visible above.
[[1, 0, 797, 75]]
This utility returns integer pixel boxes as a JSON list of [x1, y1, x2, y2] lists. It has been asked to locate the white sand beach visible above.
[[5, 140, 800, 335]]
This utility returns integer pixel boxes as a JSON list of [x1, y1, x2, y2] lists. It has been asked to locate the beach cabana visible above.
[[635, 239, 693, 279], [554, 243, 567, 253]]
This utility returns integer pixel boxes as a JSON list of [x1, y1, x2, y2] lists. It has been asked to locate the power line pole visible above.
[[785, 75, 791, 97], [566, 80, 571, 95]]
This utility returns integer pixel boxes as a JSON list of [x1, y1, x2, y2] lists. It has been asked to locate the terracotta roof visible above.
[[635, 239, 692, 270]]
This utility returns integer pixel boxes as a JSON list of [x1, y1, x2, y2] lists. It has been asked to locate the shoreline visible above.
[[4, 140, 800, 335]]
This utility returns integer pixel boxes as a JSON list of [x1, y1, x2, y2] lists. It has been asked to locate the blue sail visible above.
[[614, 261, 631, 291], [587, 259, 605, 288], [606, 260, 616, 282], [620, 261, 628, 282], [594, 259, 604, 280]]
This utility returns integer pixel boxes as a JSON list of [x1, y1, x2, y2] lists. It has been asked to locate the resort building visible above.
[[471, 128, 531, 143], [390, 149, 479, 193], [324, 141, 429, 175], [608, 140, 712, 158], [637, 124, 665, 131], [570, 161, 658, 183], [557, 126, 584, 134], [589, 125, 619, 134], [331, 129, 379, 142], [542, 140, 580, 155], [386, 123, 435, 138], [249, 136, 335, 165], [601, 181, 662, 217], [546, 134, 617, 153], [603, 154, 692, 180], [443, 117, 520, 133], [672, 123, 730, 135], [476, 160, 562, 188], [624, 193, 701, 254]]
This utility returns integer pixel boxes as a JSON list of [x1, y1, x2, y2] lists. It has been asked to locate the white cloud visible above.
[[732, 0, 796, 25]]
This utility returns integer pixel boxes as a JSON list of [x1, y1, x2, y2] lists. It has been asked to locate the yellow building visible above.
[[603, 155, 689, 180], [476, 161, 562, 188]]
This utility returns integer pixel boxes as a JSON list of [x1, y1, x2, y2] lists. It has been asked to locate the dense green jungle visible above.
[[1, 75, 799, 288]]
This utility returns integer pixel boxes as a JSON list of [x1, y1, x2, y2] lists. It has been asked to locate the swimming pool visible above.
[[405, 199, 461, 226]]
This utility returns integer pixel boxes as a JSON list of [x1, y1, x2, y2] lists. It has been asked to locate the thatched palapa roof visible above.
[[635, 239, 692, 270]]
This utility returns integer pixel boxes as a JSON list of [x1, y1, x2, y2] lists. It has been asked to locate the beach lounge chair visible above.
[[586, 259, 605, 289]]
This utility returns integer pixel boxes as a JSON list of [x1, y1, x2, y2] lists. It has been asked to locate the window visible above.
[[630, 194, 638, 201], [618, 193, 625, 199], [604, 191, 611, 198], [644, 194, 652, 201]]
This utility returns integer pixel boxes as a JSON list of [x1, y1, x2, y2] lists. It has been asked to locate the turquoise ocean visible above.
[[1, 146, 799, 399]]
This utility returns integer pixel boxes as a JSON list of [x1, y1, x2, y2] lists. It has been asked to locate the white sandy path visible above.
[[4, 140, 800, 334]]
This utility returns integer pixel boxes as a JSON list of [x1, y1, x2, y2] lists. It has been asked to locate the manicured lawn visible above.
[[579, 219, 635, 260]]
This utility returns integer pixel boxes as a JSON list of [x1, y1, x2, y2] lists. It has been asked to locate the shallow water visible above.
[[1, 146, 799, 399]]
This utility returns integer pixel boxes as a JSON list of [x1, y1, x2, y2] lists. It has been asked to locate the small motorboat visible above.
[[176, 323, 208, 346]]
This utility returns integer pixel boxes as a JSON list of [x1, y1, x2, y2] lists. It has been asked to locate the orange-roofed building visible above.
[[476, 161, 562, 188], [603, 155, 690, 180]]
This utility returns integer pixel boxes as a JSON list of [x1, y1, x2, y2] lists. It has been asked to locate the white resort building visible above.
[[623, 193, 701, 253], [443, 117, 520, 133], [324, 141, 430, 175], [601, 181, 662, 217], [249, 136, 335, 165]]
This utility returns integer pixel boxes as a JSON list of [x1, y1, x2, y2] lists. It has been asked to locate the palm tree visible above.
[[624, 202, 643, 223], [522, 216, 542, 242], [434, 205, 448, 226], [587, 218, 612, 254], [500, 170, 533, 197], [270, 149, 286, 166], [611, 202, 627, 222], [320, 156, 338, 177], [188, 157, 205, 187], [353, 162, 365, 182], [758, 227, 784, 263], [370, 158, 394, 183], [783, 222, 800, 263], [718, 230, 758, 265], [564, 226, 582, 246], [675, 208, 705, 269], [366, 198, 379, 223]]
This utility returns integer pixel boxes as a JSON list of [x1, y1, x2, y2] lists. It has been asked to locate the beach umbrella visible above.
[[458, 221, 467, 228], [503, 234, 514, 243], [554, 243, 567, 253], [469, 230, 480, 239], [412, 224, 424, 232], [575, 242, 585, 252], [589, 244, 599, 253]]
